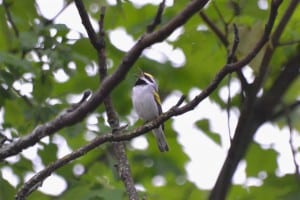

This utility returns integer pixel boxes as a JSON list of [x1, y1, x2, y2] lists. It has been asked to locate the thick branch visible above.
[[0, 0, 210, 161], [209, 1, 300, 199]]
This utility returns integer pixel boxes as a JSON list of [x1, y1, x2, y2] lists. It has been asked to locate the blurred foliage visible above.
[[0, 0, 299, 200]]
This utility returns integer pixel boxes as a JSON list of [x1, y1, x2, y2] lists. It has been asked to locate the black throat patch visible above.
[[135, 78, 147, 86]]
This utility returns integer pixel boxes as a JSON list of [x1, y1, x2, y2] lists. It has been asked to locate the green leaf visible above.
[[32, 72, 54, 103], [195, 119, 221, 145], [38, 143, 58, 165], [9, 0, 38, 31], [0, 52, 32, 74], [51, 23, 70, 37], [4, 98, 29, 132], [229, 175, 300, 200], [12, 156, 33, 179], [236, 21, 265, 74], [0, 178, 15, 200], [245, 143, 277, 177], [19, 31, 38, 51]]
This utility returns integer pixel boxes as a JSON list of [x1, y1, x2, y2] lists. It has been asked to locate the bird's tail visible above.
[[153, 126, 169, 152]]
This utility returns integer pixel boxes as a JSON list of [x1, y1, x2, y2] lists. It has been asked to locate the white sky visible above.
[[1, 0, 299, 197]]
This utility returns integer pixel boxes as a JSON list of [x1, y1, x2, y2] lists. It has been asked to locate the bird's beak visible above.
[[134, 68, 144, 78]]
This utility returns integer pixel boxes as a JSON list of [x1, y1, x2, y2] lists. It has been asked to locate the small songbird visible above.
[[132, 72, 169, 152]]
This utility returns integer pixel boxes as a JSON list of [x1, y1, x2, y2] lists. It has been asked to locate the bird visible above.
[[131, 72, 169, 152]]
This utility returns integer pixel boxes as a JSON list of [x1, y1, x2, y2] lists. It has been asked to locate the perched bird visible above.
[[132, 72, 169, 152]]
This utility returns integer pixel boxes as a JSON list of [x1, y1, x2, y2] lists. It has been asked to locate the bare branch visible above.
[[74, 0, 101, 50], [147, 0, 166, 33], [227, 24, 239, 64], [199, 11, 228, 47]]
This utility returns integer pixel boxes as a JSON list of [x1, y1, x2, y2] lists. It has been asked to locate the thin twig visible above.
[[212, 1, 228, 36], [284, 105, 300, 180], [74, 0, 100, 50], [147, 0, 166, 33], [226, 74, 232, 142], [3, 0, 19, 37], [199, 11, 228, 47], [199, 11, 249, 96], [227, 24, 239, 64], [0, 132, 12, 146], [67, 90, 92, 112], [225, 24, 239, 143], [50, 0, 73, 23], [270, 100, 300, 120], [278, 40, 300, 47]]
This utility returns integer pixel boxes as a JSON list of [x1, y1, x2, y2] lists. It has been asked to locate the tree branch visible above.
[[0, 0, 210, 161], [199, 11, 228, 47], [210, 1, 285, 199], [74, 0, 101, 50], [147, 0, 166, 33], [270, 100, 300, 120], [199, 11, 249, 95], [97, 6, 138, 200]]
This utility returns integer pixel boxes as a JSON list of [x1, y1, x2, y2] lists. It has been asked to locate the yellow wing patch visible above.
[[153, 91, 161, 105]]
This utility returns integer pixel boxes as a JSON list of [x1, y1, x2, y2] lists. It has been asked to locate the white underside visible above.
[[132, 85, 159, 121]]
